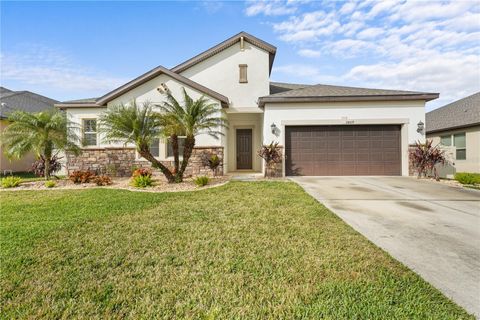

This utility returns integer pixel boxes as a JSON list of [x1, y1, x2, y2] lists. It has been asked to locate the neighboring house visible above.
[[55, 32, 438, 177], [426, 92, 480, 177], [0, 87, 58, 173]]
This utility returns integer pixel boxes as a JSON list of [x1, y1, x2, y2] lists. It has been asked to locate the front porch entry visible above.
[[225, 112, 263, 174]]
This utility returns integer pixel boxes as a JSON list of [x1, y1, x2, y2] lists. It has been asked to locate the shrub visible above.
[[454, 172, 480, 185], [1, 176, 22, 188], [258, 142, 282, 178], [93, 175, 113, 186], [69, 170, 95, 184], [45, 180, 56, 188], [131, 175, 153, 188], [409, 140, 446, 181], [132, 168, 152, 178], [202, 153, 221, 176], [32, 155, 62, 177], [194, 176, 209, 187]]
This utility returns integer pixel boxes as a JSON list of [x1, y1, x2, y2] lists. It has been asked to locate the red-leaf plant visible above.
[[409, 140, 446, 181], [258, 142, 282, 178]]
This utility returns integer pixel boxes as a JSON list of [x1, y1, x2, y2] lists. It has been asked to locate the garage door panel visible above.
[[285, 125, 401, 176]]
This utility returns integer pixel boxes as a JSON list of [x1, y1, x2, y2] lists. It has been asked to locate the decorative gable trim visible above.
[[171, 31, 277, 75]]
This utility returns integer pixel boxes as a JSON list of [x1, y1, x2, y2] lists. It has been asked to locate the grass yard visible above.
[[0, 181, 473, 319]]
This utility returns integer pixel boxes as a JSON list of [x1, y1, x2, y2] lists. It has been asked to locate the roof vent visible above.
[[240, 36, 245, 51]]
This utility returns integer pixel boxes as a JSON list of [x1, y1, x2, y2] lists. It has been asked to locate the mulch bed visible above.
[[1, 175, 230, 193]]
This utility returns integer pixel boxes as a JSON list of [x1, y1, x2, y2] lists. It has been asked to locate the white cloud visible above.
[[254, 0, 480, 109], [273, 11, 340, 41], [339, 2, 356, 15], [245, 0, 297, 16], [298, 48, 322, 58], [0, 45, 127, 98], [356, 27, 384, 39]]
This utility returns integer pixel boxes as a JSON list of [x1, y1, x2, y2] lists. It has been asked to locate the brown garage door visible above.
[[285, 125, 401, 176]]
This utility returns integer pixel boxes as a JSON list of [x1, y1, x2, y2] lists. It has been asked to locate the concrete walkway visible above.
[[292, 176, 480, 317]]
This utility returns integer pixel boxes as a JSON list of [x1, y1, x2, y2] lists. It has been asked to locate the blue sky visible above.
[[1, 1, 479, 110]]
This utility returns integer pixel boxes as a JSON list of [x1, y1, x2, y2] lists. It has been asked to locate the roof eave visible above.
[[55, 103, 103, 109], [426, 122, 480, 134], [94, 65, 229, 107], [258, 93, 439, 107]]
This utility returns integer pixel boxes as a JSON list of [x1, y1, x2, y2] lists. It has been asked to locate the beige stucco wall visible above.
[[427, 125, 480, 177], [263, 100, 427, 176], [225, 112, 263, 173], [67, 73, 225, 162], [179, 42, 270, 109], [0, 119, 37, 172]]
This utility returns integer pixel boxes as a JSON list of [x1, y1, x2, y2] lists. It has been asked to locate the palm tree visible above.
[[98, 101, 176, 183], [157, 88, 227, 182], [1, 109, 80, 180]]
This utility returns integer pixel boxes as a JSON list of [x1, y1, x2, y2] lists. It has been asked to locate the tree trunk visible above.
[[138, 148, 175, 183], [170, 134, 180, 175], [44, 142, 53, 181], [44, 156, 51, 180], [176, 135, 195, 182]]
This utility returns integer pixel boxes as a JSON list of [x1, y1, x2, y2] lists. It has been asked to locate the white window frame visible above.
[[453, 132, 466, 160], [82, 118, 97, 147]]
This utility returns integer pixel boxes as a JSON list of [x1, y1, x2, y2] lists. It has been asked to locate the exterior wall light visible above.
[[271, 123, 277, 134], [417, 121, 424, 133]]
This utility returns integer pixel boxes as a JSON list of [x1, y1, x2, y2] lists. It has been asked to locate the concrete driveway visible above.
[[292, 176, 480, 317]]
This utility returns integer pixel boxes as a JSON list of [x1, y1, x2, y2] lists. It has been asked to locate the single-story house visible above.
[[0, 87, 58, 173], [55, 32, 438, 177], [426, 92, 480, 177]]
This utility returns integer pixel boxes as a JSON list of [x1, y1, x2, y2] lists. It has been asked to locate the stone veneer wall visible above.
[[66, 147, 224, 177], [408, 144, 417, 176]]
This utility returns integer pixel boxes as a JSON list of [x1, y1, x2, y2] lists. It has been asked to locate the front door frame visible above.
[[235, 127, 253, 170]]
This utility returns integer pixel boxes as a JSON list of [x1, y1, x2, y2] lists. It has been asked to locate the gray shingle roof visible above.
[[269, 82, 309, 95], [0, 87, 58, 119], [266, 83, 431, 98], [61, 97, 98, 104], [258, 83, 439, 107], [426, 92, 480, 133]]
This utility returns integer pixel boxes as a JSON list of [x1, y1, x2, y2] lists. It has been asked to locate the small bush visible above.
[[69, 170, 95, 184], [132, 168, 152, 178], [93, 175, 113, 186], [409, 140, 446, 181], [454, 172, 480, 185], [1, 176, 22, 188], [45, 180, 56, 188], [258, 142, 283, 178], [202, 153, 221, 176], [131, 175, 153, 188], [194, 176, 209, 187], [32, 155, 62, 177]]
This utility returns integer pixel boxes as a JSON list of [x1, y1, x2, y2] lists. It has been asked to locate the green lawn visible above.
[[0, 182, 472, 319]]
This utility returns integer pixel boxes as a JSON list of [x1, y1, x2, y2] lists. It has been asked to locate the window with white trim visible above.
[[453, 133, 466, 160], [82, 119, 97, 146], [167, 137, 186, 157]]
